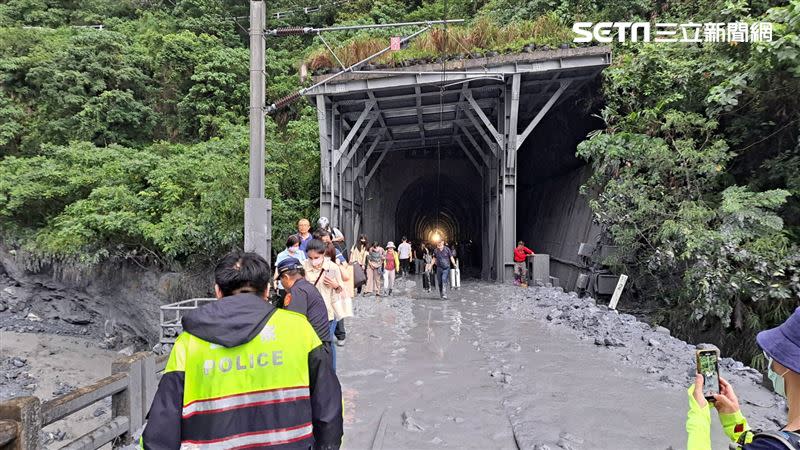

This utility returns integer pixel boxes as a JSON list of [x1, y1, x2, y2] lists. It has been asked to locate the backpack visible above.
[[732, 430, 800, 449]]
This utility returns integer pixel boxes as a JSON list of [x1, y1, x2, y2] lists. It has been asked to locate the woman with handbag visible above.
[[326, 243, 354, 347], [350, 235, 369, 295], [365, 242, 385, 296]]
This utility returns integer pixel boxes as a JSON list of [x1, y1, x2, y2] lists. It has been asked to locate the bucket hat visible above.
[[386, 241, 395, 249], [757, 306, 800, 374]]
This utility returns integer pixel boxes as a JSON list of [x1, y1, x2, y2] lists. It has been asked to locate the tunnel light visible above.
[[431, 230, 443, 243]]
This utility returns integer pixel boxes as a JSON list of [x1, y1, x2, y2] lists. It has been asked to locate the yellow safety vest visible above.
[[166, 308, 322, 448]]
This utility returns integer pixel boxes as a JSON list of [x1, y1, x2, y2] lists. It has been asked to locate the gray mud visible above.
[[338, 278, 785, 449]]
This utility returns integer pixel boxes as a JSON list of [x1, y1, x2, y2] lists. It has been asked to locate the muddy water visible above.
[[338, 279, 779, 449]]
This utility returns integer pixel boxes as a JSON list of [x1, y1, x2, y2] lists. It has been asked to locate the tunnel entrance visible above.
[[393, 168, 482, 273], [305, 47, 611, 281]]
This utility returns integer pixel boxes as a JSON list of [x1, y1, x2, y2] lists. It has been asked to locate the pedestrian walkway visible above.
[[337, 281, 777, 449]]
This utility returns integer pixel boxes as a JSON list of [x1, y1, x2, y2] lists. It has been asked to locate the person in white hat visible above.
[[383, 242, 400, 295]]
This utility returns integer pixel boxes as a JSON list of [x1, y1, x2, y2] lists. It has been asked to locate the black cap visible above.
[[276, 257, 303, 276]]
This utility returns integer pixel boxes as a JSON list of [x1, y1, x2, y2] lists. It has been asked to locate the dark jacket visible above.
[[141, 293, 343, 450], [286, 278, 331, 343]]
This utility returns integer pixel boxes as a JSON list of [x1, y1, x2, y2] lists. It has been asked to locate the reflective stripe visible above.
[[181, 422, 313, 449], [182, 386, 310, 418]]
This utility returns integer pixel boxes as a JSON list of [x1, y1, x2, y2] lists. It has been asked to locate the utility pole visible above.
[[244, 0, 271, 259]]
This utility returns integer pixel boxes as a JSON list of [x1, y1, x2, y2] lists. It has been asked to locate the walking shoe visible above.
[[442, 294, 448, 300], [336, 339, 345, 347]]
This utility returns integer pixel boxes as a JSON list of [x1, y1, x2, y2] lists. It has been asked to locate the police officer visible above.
[[276, 257, 331, 345], [141, 251, 343, 449]]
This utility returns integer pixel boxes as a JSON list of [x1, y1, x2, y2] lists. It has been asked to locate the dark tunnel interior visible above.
[[362, 81, 605, 284], [394, 172, 481, 271]]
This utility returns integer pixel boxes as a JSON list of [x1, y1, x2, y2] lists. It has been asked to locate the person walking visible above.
[[314, 229, 346, 264], [432, 240, 456, 299], [303, 239, 345, 370], [350, 235, 369, 295], [383, 242, 400, 296], [365, 242, 384, 296], [325, 242, 352, 347], [513, 241, 534, 286], [273, 235, 307, 300], [141, 251, 343, 449], [318, 217, 347, 261], [296, 218, 313, 252], [413, 242, 426, 276], [397, 237, 412, 277], [275, 257, 330, 344], [687, 307, 800, 449], [422, 246, 433, 293]]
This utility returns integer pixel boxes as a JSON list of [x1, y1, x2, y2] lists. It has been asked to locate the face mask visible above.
[[311, 256, 324, 267], [768, 357, 789, 398]]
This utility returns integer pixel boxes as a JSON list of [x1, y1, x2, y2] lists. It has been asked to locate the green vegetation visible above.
[[0, 0, 798, 360]]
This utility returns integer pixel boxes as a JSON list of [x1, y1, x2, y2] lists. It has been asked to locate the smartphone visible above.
[[696, 349, 721, 401]]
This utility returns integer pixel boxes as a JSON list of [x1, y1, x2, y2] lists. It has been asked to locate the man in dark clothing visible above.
[[432, 241, 456, 299], [141, 251, 343, 450], [276, 257, 331, 344]]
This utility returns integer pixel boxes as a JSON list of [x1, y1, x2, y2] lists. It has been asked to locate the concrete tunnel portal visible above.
[[304, 46, 612, 284]]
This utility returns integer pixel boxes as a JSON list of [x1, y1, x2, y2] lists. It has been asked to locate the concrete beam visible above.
[[463, 106, 498, 158], [333, 100, 374, 167], [365, 142, 390, 186], [465, 91, 502, 147], [355, 130, 385, 175]]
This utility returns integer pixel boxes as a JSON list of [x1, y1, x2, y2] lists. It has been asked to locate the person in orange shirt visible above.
[[513, 241, 534, 286]]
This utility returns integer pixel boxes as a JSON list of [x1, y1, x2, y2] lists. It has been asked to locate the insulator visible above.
[[274, 27, 308, 36]]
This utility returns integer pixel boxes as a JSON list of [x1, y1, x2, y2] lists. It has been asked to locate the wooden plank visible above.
[[112, 353, 146, 443], [370, 408, 390, 450], [0, 396, 40, 450], [0, 420, 17, 446], [141, 354, 157, 425], [60, 416, 129, 450], [608, 274, 628, 310], [41, 373, 128, 425]]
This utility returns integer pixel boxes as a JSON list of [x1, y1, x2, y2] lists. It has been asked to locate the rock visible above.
[[93, 407, 106, 417], [401, 410, 425, 432], [654, 326, 671, 335], [547, 310, 562, 321], [534, 445, 553, 450], [25, 312, 42, 322], [11, 357, 26, 368], [118, 346, 135, 356], [63, 315, 92, 325], [604, 337, 625, 347], [414, 380, 424, 386], [453, 417, 465, 423], [648, 339, 660, 347], [430, 437, 443, 444]]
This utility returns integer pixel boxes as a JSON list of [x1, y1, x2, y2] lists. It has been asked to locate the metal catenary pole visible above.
[[245, 0, 271, 259]]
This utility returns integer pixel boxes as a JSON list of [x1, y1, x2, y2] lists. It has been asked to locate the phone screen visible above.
[[698, 351, 720, 399]]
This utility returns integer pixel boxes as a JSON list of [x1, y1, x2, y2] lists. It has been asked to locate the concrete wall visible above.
[[517, 166, 600, 290], [516, 96, 603, 290]]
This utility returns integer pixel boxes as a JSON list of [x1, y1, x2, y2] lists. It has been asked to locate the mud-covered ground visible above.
[[337, 277, 785, 450], [0, 274, 787, 449]]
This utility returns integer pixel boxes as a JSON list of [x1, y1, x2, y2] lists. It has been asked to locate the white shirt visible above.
[[398, 242, 412, 259]]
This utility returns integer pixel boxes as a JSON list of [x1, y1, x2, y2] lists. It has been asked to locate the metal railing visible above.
[[0, 352, 168, 450], [159, 298, 216, 345]]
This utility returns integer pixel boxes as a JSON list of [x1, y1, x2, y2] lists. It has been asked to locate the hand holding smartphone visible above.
[[696, 349, 721, 401]]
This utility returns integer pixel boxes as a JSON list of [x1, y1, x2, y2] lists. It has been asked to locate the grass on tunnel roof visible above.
[[305, 15, 579, 72]]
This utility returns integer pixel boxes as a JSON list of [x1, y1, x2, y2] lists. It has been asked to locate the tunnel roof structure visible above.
[[307, 45, 612, 281], [304, 46, 611, 155]]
